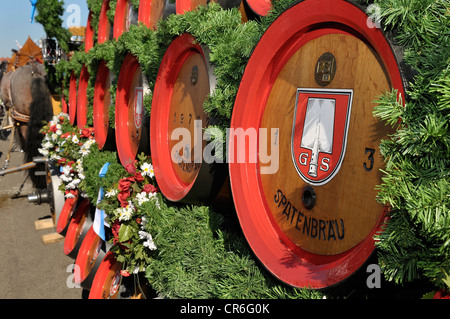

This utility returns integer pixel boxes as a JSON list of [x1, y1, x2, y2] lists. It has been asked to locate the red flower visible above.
[[120, 270, 130, 277], [134, 172, 144, 182], [111, 220, 121, 244], [80, 127, 94, 138], [118, 178, 132, 192], [136, 217, 142, 224], [143, 184, 158, 194], [124, 160, 137, 175], [49, 125, 57, 133], [117, 190, 131, 207]]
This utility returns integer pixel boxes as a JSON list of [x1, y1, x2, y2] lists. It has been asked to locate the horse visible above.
[[2, 61, 54, 188]]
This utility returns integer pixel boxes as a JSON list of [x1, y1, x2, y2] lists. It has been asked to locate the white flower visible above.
[[38, 148, 49, 156], [105, 188, 119, 198], [118, 201, 135, 221], [72, 135, 79, 144], [51, 133, 58, 141], [135, 192, 149, 206], [65, 192, 76, 199], [42, 141, 53, 149], [61, 165, 72, 176], [56, 130, 62, 136], [79, 148, 90, 156], [140, 162, 154, 178], [138, 231, 157, 250]]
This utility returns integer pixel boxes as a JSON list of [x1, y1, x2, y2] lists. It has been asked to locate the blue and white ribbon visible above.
[[93, 162, 111, 241]]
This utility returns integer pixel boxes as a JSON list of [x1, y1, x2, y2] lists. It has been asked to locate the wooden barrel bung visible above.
[[115, 53, 150, 166], [98, 0, 113, 44], [68, 71, 77, 125], [88, 251, 123, 299], [151, 33, 225, 203], [114, 0, 139, 39], [93, 60, 116, 150], [138, 0, 166, 29], [229, 0, 405, 289], [76, 65, 89, 129], [63, 199, 93, 259], [85, 11, 94, 53], [74, 226, 111, 290]]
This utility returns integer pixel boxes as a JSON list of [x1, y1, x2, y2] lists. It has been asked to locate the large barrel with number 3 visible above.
[[229, 0, 406, 289]]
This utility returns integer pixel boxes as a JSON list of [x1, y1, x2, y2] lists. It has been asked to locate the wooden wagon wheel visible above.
[[76, 65, 89, 129], [229, 0, 406, 289]]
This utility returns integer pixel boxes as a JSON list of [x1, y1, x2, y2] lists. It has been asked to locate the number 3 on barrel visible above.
[[364, 148, 375, 171]]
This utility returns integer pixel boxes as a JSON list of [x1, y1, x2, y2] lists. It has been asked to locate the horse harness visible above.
[[8, 62, 42, 124]]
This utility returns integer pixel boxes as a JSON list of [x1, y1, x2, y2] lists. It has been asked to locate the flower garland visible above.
[[38, 113, 97, 198], [96, 153, 161, 275]]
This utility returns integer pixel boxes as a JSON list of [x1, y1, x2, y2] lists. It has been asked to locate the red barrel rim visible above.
[[68, 72, 77, 125], [176, 0, 206, 14], [114, 0, 135, 39], [115, 53, 144, 166], [88, 251, 123, 299], [74, 226, 104, 285], [76, 65, 89, 129], [93, 60, 112, 150], [85, 11, 94, 53], [63, 199, 91, 256], [229, 0, 405, 289], [138, 0, 164, 29], [98, 0, 112, 44], [244, 0, 271, 17], [150, 33, 211, 201], [56, 194, 78, 234]]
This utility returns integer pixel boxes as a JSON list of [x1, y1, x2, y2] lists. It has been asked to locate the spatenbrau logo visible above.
[[291, 89, 353, 186]]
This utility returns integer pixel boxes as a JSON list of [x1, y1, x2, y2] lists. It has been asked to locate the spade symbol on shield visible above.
[[300, 98, 335, 177]]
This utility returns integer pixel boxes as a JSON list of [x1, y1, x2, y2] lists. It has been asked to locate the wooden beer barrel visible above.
[[68, 71, 77, 125], [85, 11, 94, 53], [138, 0, 166, 29], [93, 60, 116, 150], [115, 53, 149, 166], [56, 194, 78, 235], [74, 226, 111, 290], [88, 250, 123, 299], [63, 199, 93, 259], [150, 33, 226, 203], [229, 0, 406, 289], [176, 0, 209, 14], [76, 65, 89, 129], [114, 0, 139, 39], [98, 0, 113, 44]]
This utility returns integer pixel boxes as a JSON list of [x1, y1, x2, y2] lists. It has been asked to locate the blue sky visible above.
[[0, 0, 89, 58]]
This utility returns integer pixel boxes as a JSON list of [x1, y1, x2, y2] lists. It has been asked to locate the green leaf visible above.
[[118, 224, 133, 243]]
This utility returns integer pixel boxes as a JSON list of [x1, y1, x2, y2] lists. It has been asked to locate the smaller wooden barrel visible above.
[[93, 60, 116, 150], [138, 0, 166, 29], [63, 199, 93, 259], [151, 33, 225, 203], [56, 194, 78, 235], [85, 11, 94, 53], [76, 65, 89, 129], [114, 0, 139, 39], [115, 53, 149, 166], [68, 72, 77, 125], [88, 251, 123, 299], [98, 0, 113, 44], [74, 226, 111, 290]]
